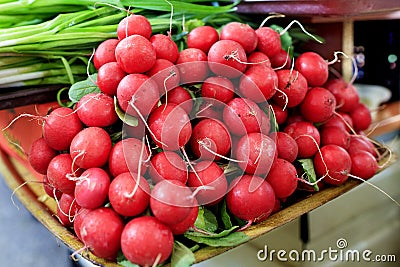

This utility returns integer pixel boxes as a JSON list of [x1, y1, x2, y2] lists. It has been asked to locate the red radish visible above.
[[320, 112, 353, 132], [295, 52, 328, 86], [284, 121, 320, 158], [93, 39, 119, 70], [272, 196, 281, 213], [47, 153, 79, 195], [266, 158, 298, 199], [187, 25, 219, 53], [74, 168, 110, 209], [350, 103, 372, 131], [108, 172, 150, 217], [57, 193, 80, 227], [190, 118, 231, 161], [124, 120, 146, 139], [235, 132, 276, 175], [314, 144, 352, 185], [115, 34, 156, 73], [73, 208, 91, 241], [117, 14, 152, 40], [220, 22, 258, 53], [187, 160, 228, 206], [75, 93, 118, 127], [28, 137, 57, 175], [270, 102, 288, 125], [161, 86, 193, 114], [116, 73, 159, 116], [273, 132, 298, 162], [176, 48, 209, 84], [108, 138, 150, 178], [208, 40, 247, 78], [96, 62, 126, 96], [196, 101, 223, 121], [150, 180, 195, 225], [270, 49, 292, 69], [255, 27, 281, 57], [247, 51, 271, 69], [150, 34, 179, 63], [300, 87, 336, 123], [239, 66, 278, 103], [70, 127, 112, 169], [79, 207, 124, 260], [201, 76, 235, 107], [320, 126, 350, 149], [273, 69, 308, 108], [121, 216, 174, 266], [297, 173, 325, 192], [148, 103, 192, 151], [259, 108, 272, 135], [347, 135, 377, 157], [222, 97, 264, 136], [325, 78, 360, 113], [42, 175, 62, 199], [285, 112, 306, 126], [350, 151, 378, 179], [167, 202, 199, 235], [43, 107, 83, 151], [226, 174, 276, 223], [146, 58, 180, 94], [148, 151, 188, 184]]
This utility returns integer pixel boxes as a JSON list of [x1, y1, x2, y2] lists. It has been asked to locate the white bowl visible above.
[[353, 84, 392, 110]]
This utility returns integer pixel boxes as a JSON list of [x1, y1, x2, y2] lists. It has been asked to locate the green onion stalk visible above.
[[0, 0, 241, 89]]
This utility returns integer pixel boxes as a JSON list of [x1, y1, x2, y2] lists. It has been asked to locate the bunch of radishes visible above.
[[24, 12, 383, 267]]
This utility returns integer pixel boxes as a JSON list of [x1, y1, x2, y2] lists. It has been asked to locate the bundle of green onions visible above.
[[0, 0, 240, 88]]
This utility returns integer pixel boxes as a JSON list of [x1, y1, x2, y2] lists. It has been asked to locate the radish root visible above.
[[124, 136, 146, 198], [326, 51, 349, 66], [238, 220, 253, 231], [2, 113, 44, 131], [272, 46, 292, 71], [195, 102, 213, 118], [190, 185, 215, 199], [258, 13, 285, 28], [197, 139, 245, 163], [87, 48, 96, 85], [348, 174, 400, 207], [162, 70, 177, 112], [10, 180, 43, 210], [294, 134, 332, 185], [165, 0, 174, 38], [70, 245, 89, 262], [180, 146, 204, 187], [224, 49, 270, 66], [152, 253, 163, 267], [129, 98, 168, 148], [274, 86, 289, 111], [279, 20, 323, 43]]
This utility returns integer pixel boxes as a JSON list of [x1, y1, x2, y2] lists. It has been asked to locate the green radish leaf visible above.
[[194, 206, 218, 233], [185, 19, 205, 33], [185, 225, 239, 238], [117, 251, 140, 267], [220, 200, 233, 230], [68, 74, 99, 103], [113, 97, 139, 127], [297, 158, 319, 191], [184, 231, 250, 247], [171, 241, 196, 267]]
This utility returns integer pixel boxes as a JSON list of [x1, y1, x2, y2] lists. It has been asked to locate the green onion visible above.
[[0, 1, 242, 89]]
